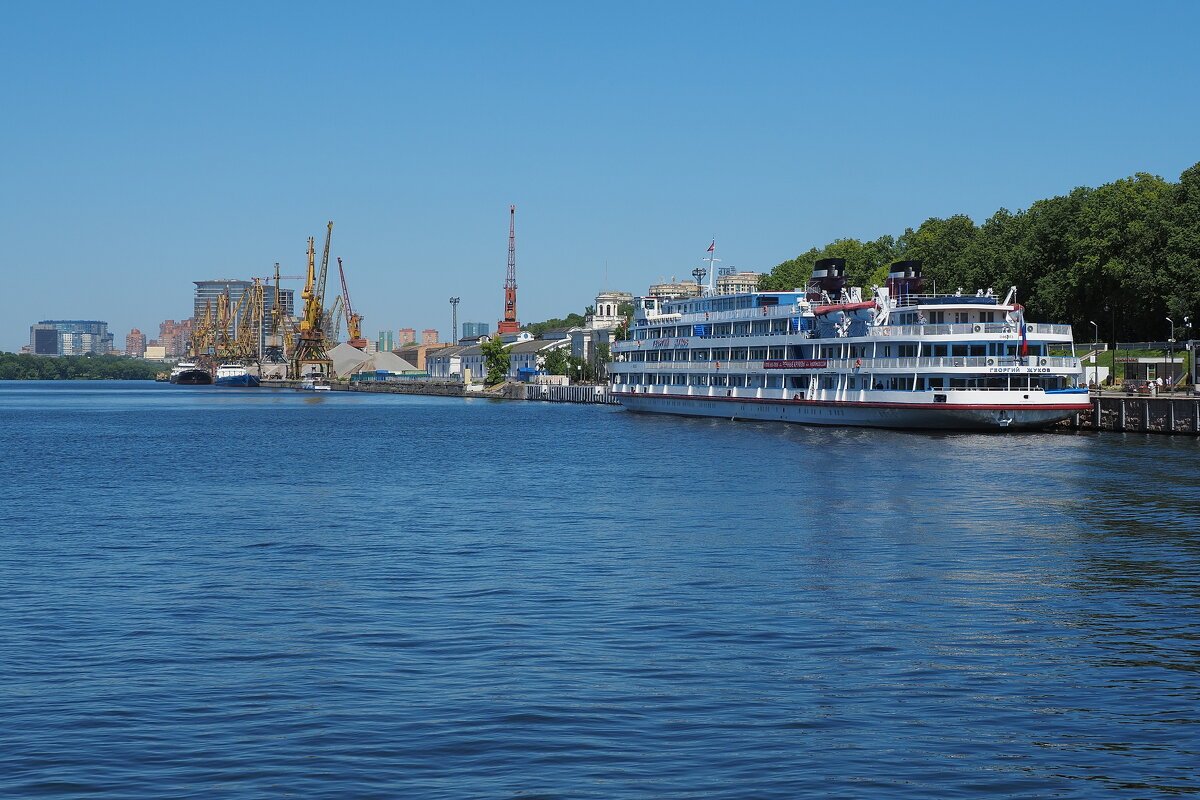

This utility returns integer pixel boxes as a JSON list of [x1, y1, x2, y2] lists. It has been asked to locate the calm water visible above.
[[2, 381, 1199, 799]]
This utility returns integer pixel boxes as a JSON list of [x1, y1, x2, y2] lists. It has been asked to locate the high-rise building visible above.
[[461, 322, 490, 339], [30, 320, 114, 356], [421, 329, 439, 345], [158, 319, 194, 357], [125, 329, 147, 358], [398, 328, 416, 345], [193, 280, 294, 344], [378, 330, 395, 351], [30, 324, 59, 355]]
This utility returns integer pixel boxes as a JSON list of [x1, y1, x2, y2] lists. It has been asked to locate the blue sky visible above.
[[2, 0, 1197, 351]]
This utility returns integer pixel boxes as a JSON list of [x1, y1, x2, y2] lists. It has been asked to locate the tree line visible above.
[[0, 353, 167, 381], [760, 162, 1200, 344]]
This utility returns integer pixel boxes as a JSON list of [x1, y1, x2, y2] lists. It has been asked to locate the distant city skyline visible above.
[[3, 2, 1199, 351]]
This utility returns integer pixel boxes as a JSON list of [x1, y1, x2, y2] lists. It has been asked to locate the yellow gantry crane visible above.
[[292, 221, 335, 378], [337, 257, 367, 349]]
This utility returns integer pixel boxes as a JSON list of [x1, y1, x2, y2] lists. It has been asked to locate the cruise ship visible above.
[[609, 259, 1090, 430]]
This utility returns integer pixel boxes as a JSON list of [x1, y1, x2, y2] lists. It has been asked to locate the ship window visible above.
[[768, 347, 786, 359], [951, 345, 968, 356], [712, 375, 728, 386], [750, 347, 767, 359], [970, 345, 986, 356], [751, 320, 770, 334], [731, 348, 748, 360], [788, 376, 806, 389], [729, 375, 745, 387], [882, 346, 892, 357], [930, 311, 945, 324], [767, 376, 782, 388], [955, 312, 969, 324], [691, 349, 708, 361], [690, 374, 707, 386], [980, 311, 995, 323], [898, 344, 917, 357]]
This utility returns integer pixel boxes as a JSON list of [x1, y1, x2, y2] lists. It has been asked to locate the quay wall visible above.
[[261, 379, 613, 404], [1065, 393, 1200, 435]]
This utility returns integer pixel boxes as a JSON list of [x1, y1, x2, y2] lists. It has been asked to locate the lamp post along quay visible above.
[[1167, 316, 1175, 387], [1090, 320, 1099, 388]]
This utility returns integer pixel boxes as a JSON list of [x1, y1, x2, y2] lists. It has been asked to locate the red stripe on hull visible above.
[[612, 391, 1089, 412]]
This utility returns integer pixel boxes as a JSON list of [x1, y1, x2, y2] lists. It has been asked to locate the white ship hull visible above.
[[615, 391, 1085, 430]]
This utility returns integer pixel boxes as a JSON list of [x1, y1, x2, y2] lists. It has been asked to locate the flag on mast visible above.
[[707, 240, 715, 252]]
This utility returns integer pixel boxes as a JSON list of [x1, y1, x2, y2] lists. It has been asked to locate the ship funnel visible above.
[[886, 260, 924, 299], [809, 257, 847, 299]]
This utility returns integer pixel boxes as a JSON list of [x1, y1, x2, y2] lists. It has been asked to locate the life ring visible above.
[[986, 357, 995, 366], [973, 324, 982, 333], [1039, 357, 1048, 366]]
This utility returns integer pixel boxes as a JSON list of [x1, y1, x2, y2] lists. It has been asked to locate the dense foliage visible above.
[[524, 313, 586, 338], [480, 336, 510, 384], [761, 162, 1200, 343], [0, 353, 166, 380]]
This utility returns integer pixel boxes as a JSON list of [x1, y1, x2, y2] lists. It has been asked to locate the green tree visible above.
[[542, 347, 570, 375], [480, 335, 509, 384]]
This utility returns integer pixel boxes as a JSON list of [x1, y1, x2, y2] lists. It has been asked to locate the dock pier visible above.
[[1065, 392, 1200, 435]]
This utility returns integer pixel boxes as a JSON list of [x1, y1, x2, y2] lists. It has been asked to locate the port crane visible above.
[[263, 264, 300, 364], [292, 221, 334, 378], [337, 257, 367, 349]]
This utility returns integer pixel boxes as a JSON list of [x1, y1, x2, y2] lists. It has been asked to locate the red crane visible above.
[[338, 257, 367, 349], [497, 205, 520, 334]]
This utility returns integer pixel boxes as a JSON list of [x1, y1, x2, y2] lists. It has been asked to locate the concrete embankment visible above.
[[1064, 393, 1200, 435], [260, 379, 614, 404]]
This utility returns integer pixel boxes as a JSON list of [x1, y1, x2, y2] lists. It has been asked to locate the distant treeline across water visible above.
[[0, 353, 163, 381], [762, 161, 1200, 343]]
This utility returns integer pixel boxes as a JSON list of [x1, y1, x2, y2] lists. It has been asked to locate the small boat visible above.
[[214, 363, 261, 387], [169, 362, 212, 385], [299, 376, 331, 391]]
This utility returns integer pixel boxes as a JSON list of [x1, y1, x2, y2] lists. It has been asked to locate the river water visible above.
[[2, 381, 1198, 799]]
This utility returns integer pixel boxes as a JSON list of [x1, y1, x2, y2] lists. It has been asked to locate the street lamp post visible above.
[[1089, 320, 1099, 389], [1166, 316, 1175, 388]]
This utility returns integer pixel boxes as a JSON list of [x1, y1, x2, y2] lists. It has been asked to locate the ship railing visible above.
[[869, 322, 1074, 338], [615, 356, 1081, 370], [611, 383, 1072, 398], [683, 304, 805, 323]]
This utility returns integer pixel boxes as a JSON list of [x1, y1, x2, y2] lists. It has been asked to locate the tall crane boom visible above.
[[317, 221, 333, 309], [338, 257, 367, 349], [497, 204, 520, 334], [293, 222, 335, 378]]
